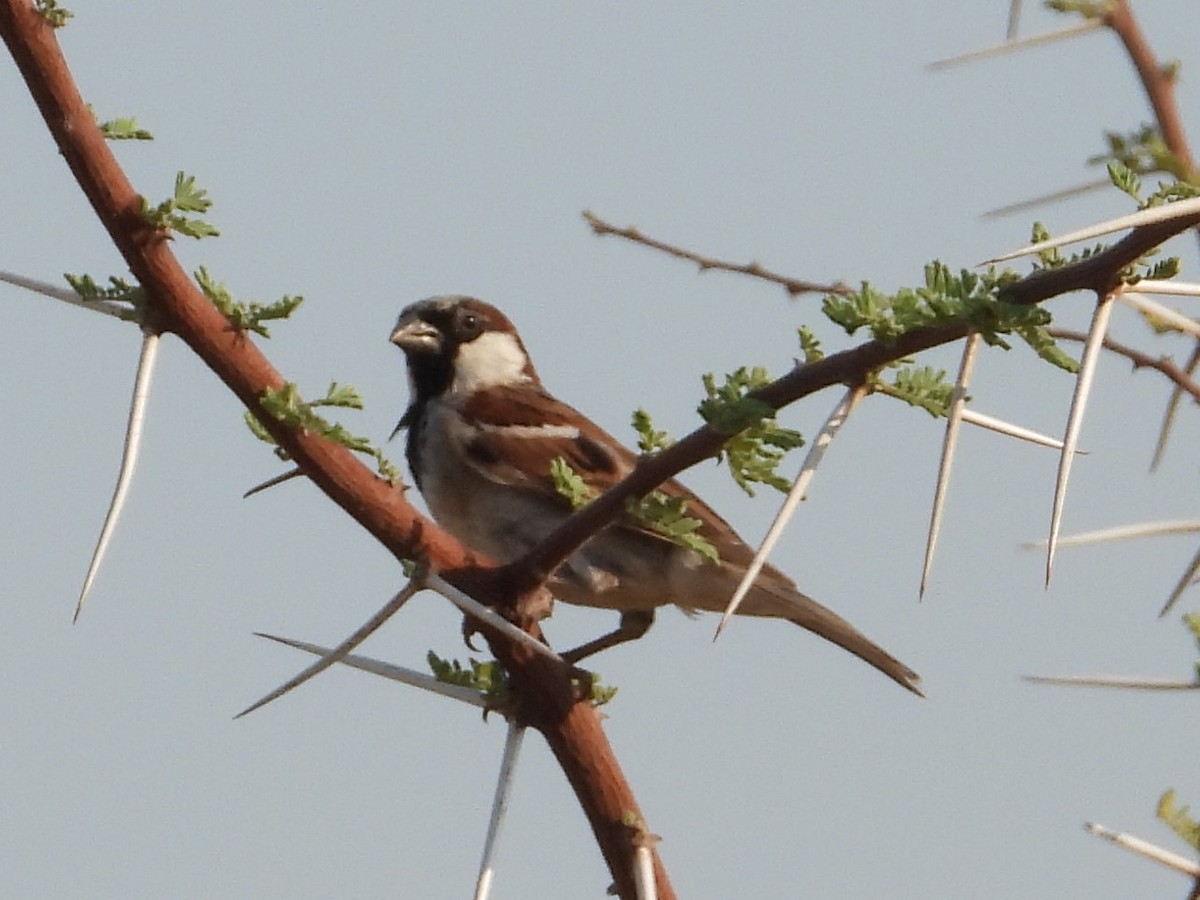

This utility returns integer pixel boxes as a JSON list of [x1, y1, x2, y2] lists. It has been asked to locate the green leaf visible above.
[[35, 0, 72, 27], [550, 457, 593, 508], [631, 408, 672, 454], [98, 116, 154, 141], [1158, 790, 1200, 852], [797, 326, 824, 363], [626, 491, 720, 564]]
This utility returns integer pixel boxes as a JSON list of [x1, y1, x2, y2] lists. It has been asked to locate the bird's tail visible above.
[[738, 575, 923, 696]]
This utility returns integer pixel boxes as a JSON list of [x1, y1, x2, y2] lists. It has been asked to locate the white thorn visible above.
[[960, 408, 1080, 452], [1085, 822, 1200, 877], [474, 723, 526, 900], [75, 330, 161, 621], [715, 385, 865, 639], [1047, 294, 1114, 585], [1023, 519, 1200, 549], [255, 633, 491, 709], [633, 845, 658, 900], [0, 270, 132, 320], [1160, 542, 1200, 618], [1120, 292, 1200, 338], [982, 196, 1200, 265], [236, 576, 424, 718], [922, 333, 979, 597], [928, 20, 1102, 70], [427, 574, 561, 662]]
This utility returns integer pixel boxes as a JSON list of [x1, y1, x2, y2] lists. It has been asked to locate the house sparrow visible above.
[[391, 296, 921, 695]]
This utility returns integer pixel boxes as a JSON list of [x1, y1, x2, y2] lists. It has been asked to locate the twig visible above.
[[981, 177, 1112, 220], [75, 330, 160, 621], [1046, 327, 1200, 404], [582, 210, 850, 297], [1026, 674, 1198, 690]]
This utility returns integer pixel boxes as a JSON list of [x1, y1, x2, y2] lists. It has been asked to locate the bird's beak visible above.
[[390, 315, 440, 353]]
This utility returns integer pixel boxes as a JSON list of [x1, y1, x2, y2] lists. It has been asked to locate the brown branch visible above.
[[583, 209, 852, 297], [1046, 327, 1200, 403], [0, 6, 669, 898], [1105, 1, 1196, 178]]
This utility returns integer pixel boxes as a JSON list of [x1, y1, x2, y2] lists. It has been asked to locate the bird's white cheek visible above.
[[451, 331, 530, 393]]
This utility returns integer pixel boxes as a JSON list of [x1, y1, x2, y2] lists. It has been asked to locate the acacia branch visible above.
[[583, 209, 851, 297], [0, 6, 668, 897], [1046, 327, 1200, 403]]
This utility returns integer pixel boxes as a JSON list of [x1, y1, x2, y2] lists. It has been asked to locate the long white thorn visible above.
[[236, 576, 425, 718], [255, 633, 491, 709], [714, 385, 865, 639], [1085, 822, 1200, 877], [1160, 542, 1200, 618], [1151, 343, 1200, 472], [633, 845, 658, 900], [1024, 519, 1200, 549], [960, 408, 1081, 452], [427, 574, 561, 662], [982, 196, 1200, 265], [0, 270, 132, 320], [921, 333, 979, 597], [1046, 294, 1113, 585], [1025, 674, 1198, 690], [473, 722, 526, 900], [928, 19, 1102, 70], [1134, 280, 1200, 298], [981, 177, 1112, 221], [74, 330, 161, 621], [1121, 292, 1200, 339]]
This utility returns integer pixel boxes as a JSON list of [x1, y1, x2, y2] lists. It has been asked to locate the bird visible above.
[[390, 295, 921, 695]]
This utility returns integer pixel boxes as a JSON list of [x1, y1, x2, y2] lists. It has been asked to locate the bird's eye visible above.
[[458, 311, 482, 338]]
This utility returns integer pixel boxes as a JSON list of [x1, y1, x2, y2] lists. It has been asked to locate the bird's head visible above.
[[390, 296, 540, 402]]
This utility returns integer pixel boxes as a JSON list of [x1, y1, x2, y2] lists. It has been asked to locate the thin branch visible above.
[[75, 330, 160, 621], [921, 333, 979, 597], [582, 210, 850, 297], [1105, 1, 1197, 178], [1026, 674, 1199, 690], [1046, 294, 1114, 585], [1046, 327, 1200, 403]]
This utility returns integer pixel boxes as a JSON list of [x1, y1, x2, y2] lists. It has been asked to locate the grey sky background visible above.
[[3, 3, 1200, 898]]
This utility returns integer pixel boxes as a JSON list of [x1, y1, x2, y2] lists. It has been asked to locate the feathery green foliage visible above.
[[1157, 790, 1200, 852], [34, 0, 72, 27], [874, 366, 955, 418], [139, 171, 219, 239], [631, 408, 672, 454], [698, 367, 804, 495], [247, 381, 401, 483], [97, 116, 153, 141], [195, 267, 303, 338]]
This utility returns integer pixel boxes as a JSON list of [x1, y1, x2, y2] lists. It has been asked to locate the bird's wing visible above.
[[456, 385, 773, 572]]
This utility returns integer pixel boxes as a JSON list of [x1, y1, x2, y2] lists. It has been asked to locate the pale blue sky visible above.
[[3, 3, 1200, 898]]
